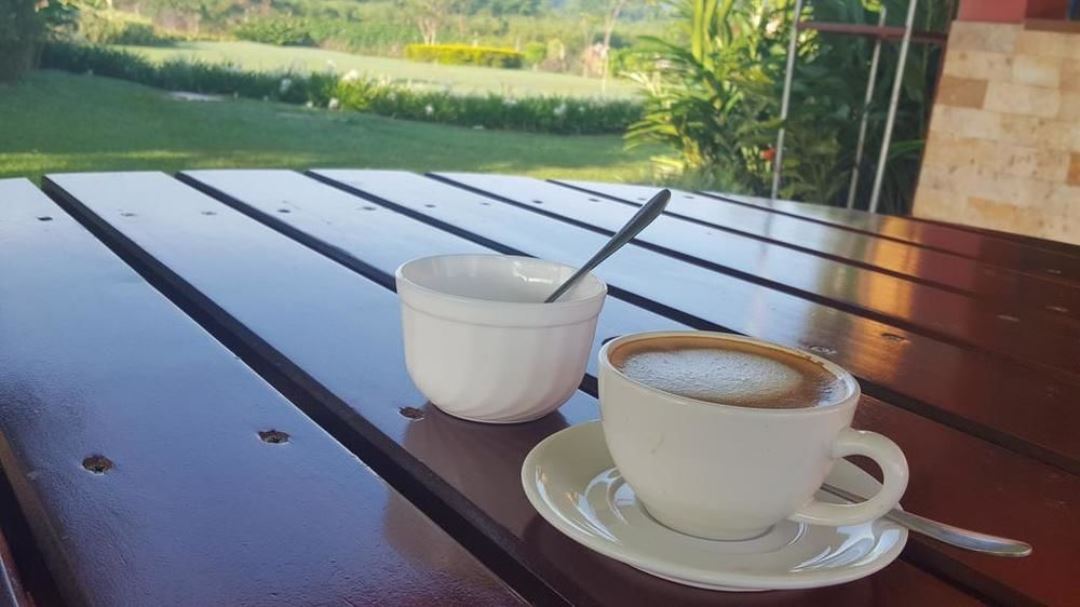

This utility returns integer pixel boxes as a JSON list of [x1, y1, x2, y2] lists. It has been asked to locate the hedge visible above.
[[79, 10, 172, 46], [232, 17, 315, 47], [404, 44, 523, 69], [40, 42, 641, 135]]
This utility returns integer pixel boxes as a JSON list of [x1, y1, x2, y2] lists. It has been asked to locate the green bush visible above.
[[40, 42, 640, 134], [79, 10, 170, 46], [233, 17, 314, 47], [404, 44, 523, 69], [522, 41, 546, 66]]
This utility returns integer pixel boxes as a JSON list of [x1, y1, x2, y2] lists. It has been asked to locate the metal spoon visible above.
[[545, 189, 671, 303], [822, 483, 1032, 557]]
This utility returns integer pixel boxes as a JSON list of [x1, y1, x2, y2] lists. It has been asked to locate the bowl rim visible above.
[[395, 254, 607, 310]]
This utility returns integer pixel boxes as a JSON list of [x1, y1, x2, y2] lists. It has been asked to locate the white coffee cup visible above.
[[598, 331, 908, 541], [396, 254, 606, 423]]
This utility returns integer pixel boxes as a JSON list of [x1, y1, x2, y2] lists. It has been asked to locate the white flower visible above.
[[305, 100, 314, 108], [553, 103, 567, 117], [279, 78, 292, 94], [341, 69, 360, 83], [503, 97, 517, 107], [387, 92, 397, 102], [328, 98, 341, 110], [424, 104, 434, 116]]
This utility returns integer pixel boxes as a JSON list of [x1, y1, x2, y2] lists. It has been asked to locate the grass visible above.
[[118, 41, 639, 98], [0, 71, 658, 184]]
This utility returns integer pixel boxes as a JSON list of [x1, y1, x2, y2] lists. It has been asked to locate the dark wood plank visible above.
[[552, 179, 1080, 319], [0, 178, 518, 607], [182, 169, 1076, 607], [907, 214, 1080, 257], [435, 173, 1080, 373], [314, 169, 1080, 475], [45, 171, 988, 606], [0, 518, 31, 607], [699, 190, 1080, 282]]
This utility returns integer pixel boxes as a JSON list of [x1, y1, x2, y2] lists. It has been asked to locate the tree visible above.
[[400, 0, 462, 44], [572, 0, 640, 87]]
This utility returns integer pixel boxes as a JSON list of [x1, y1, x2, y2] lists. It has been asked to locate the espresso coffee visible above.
[[609, 336, 847, 409]]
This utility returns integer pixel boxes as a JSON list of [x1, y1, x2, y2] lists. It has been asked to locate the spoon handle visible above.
[[821, 483, 1032, 557], [545, 189, 671, 303]]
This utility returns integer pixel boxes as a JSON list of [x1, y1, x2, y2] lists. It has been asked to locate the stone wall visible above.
[[912, 20, 1080, 244]]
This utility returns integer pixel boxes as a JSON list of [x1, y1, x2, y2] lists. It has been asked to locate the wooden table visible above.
[[0, 170, 1076, 606]]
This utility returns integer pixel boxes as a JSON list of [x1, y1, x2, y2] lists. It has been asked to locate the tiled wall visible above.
[[912, 21, 1080, 244]]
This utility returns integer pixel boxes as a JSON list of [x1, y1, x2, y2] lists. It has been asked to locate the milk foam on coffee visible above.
[[610, 337, 847, 409]]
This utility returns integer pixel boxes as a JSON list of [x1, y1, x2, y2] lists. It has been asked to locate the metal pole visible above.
[[771, 0, 804, 200], [868, 0, 917, 214], [846, 7, 887, 209]]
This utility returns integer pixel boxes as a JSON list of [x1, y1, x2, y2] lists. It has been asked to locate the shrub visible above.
[[233, 17, 314, 47], [522, 41, 546, 66], [79, 10, 170, 46], [404, 44, 523, 69], [40, 42, 640, 134]]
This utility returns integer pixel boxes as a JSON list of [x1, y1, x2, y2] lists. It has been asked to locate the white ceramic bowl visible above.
[[395, 254, 606, 423]]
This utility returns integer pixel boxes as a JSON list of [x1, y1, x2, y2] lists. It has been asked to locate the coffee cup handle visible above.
[[789, 428, 909, 527]]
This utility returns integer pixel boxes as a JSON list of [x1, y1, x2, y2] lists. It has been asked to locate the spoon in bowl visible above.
[[545, 188, 671, 303]]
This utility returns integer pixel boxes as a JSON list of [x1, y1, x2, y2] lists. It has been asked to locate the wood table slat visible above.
[[0, 517, 31, 607], [436, 173, 1080, 374], [908, 214, 1080, 257], [699, 190, 1080, 281], [314, 170, 1080, 475], [182, 169, 1077, 607], [45, 171, 988, 606], [1, 178, 517, 607], [553, 179, 1080, 319]]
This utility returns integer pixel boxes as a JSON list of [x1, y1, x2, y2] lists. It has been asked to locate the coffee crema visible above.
[[609, 336, 847, 409]]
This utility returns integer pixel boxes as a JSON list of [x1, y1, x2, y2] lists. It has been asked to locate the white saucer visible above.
[[521, 421, 908, 592]]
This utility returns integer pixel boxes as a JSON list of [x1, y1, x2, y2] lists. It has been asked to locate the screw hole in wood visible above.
[[120, 212, 136, 217], [258, 429, 290, 444], [82, 454, 113, 474], [277, 208, 291, 214], [399, 406, 425, 420], [37, 216, 53, 222], [201, 211, 216, 216]]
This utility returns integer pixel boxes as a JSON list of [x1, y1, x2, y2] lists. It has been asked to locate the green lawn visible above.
[[119, 41, 638, 98], [0, 71, 656, 184]]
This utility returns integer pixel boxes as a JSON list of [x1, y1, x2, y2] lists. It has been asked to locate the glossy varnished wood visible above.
[[182, 169, 1080, 606], [909, 214, 1080, 257], [0, 518, 30, 607], [43, 171, 988, 606], [1, 178, 517, 606], [700, 190, 1080, 283], [314, 170, 1080, 475], [435, 173, 1080, 373], [554, 179, 1080, 320]]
